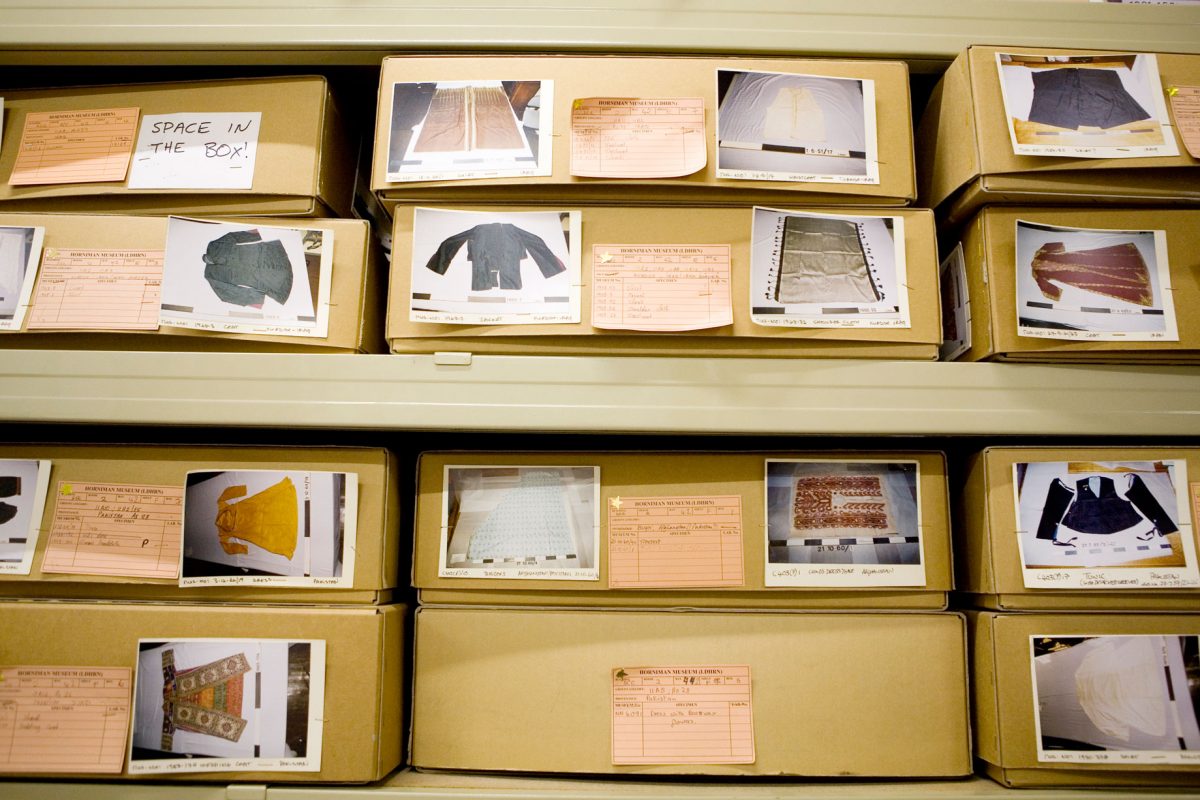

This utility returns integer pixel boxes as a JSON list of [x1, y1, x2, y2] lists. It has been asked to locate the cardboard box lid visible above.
[[0, 76, 350, 217], [373, 55, 915, 205], [411, 606, 971, 777]]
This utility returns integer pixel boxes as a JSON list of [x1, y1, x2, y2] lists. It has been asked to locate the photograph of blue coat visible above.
[[425, 222, 566, 291], [202, 229, 294, 307]]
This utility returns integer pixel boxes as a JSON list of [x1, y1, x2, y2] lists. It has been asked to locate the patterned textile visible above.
[[467, 470, 574, 561], [793, 475, 888, 530], [1031, 241, 1153, 306], [161, 650, 250, 749]]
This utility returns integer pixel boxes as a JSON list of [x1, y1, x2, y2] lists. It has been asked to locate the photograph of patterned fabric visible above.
[[765, 460, 920, 565], [182, 470, 350, 580], [131, 639, 320, 770], [1014, 220, 1176, 339], [1015, 460, 1193, 570], [441, 465, 599, 579], [1031, 636, 1200, 759], [716, 69, 874, 180], [774, 215, 878, 304]]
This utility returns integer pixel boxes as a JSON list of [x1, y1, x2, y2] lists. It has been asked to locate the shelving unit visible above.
[[2, 1, 1199, 797]]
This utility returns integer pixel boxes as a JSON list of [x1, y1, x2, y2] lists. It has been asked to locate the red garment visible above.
[[1031, 242, 1152, 306]]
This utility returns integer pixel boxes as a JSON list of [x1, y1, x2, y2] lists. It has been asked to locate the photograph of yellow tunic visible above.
[[216, 477, 298, 559]]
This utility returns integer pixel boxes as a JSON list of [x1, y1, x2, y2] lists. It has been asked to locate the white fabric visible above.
[[719, 72, 865, 150], [1075, 637, 1167, 741]]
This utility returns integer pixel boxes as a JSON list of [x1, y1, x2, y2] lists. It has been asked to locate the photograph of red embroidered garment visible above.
[[1031, 241, 1153, 306], [161, 650, 250, 749], [792, 475, 889, 531]]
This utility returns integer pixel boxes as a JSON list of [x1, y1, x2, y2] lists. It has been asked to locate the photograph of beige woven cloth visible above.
[[775, 215, 879, 304], [414, 84, 525, 153]]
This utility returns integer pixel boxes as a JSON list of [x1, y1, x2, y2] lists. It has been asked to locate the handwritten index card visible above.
[[591, 244, 732, 331], [9, 108, 139, 186], [26, 249, 163, 330], [1168, 85, 1200, 159], [128, 112, 261, 189], [612, 665, 754, 765], [571, 97, 706, 178], [608, 495, 744, 588], [41, 482, 182, 579], [0, 666, 132, 774]]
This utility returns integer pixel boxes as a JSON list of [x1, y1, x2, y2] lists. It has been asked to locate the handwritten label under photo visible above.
[[749, 207, 910, 329], [591, 244, 732, 332], [1015, 220, 1177, 342], [612, 665, 754, 765], [0, 459, 52, 576], [570, 97, 706, 178], [26, 248, 163, 331], [9, 107, 139, 186], [607, 495, 743, 589], [995, 52, 1179, 159], [128, 638, 325, 774], [0, 225, 47, 331], [1014, 460, 1199, 590], [128, 112, 261, 190], [1168, 85, 1200, 159], [439, 464, 600, 581], [0, 666, 132, 774], [41, 481, 182, 579], [763, 459, 927, 587], [1030, 635, 1200, 764]]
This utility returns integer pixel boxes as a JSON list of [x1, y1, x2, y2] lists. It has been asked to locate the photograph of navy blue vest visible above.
[[1036, 474, 1179, 544], [1027, 68, 1151, 130], [202, 229, 294, 307], [425, 222, 566, 291]]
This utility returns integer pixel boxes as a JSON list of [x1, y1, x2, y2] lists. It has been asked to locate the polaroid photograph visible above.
[[0, 459, 51, 575], [939, 242, 971, 361], [160, 216, 333, 338], [1016, 220, 1176, 341], [439, 465, 600, 580], [1031, 635, 1200, 763], [750, 207, 908, 328], [716, 69, 879, 184], [764, 459, 926, 587], [410, 207, 581, 325], [1014, 460, 1198, 589], [130, 638, 324, 773], [0, 225, 46, 331], [386, 80, 552, 182], [996, 52, 1179, 158], [180, 470, 357, 588]]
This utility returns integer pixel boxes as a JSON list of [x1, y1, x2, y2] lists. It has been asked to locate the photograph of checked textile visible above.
[[1031, 241, 1153, 306], [161, 650, 251, 749]]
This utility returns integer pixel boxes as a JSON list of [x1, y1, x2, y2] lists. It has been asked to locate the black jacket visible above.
[[425, 223, 566, 291]]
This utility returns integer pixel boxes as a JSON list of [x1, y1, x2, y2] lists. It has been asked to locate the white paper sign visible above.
[[128, 112, 261, 190]]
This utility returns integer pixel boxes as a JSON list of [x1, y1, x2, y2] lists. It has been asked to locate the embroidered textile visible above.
[[1031, 241, 1153, 306], [792, 475, 888, 530], [161, 650, 250, 749], [216, 476, 298, 559]]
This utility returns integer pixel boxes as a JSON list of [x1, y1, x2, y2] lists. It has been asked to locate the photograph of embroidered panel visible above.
[[131, 639, 322, 772], [716, 69, 876, 182], [1015, 220, 1177, 341], [1031, 635, 1200, 761], [1014, 460, 1194, 571], [996, 52, 1177, 157], [440, 465, 600, 579], [774, 215, 878, 304], [765, 460, 920, 565]]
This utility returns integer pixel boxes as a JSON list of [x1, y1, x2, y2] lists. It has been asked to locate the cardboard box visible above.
[[0, 444, 399, 604], [950, 207, 1200, 363], [0, 212, 385, 353], [970, 610, 1200, 788], [0, 76, 355, 217], [0, 600, 405, 782], [414, 451, 953, 609], [372, 55, 915, 208], [918, 47, 1200, 225], [958, 447, 1200, 611], [388, 205, 941, 359], [411, 606, 971, 777]]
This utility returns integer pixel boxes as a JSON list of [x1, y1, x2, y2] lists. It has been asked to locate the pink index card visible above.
[[591, 244, 732, 331], [41, 481, 182, 579], [1169, 85, 1200, 159], [571, 97, 706, 178], [612, 665, 754, 765], [608, 495, 743, 588], [0, 666, 132, 774], [27, 248, 163, 330], [9, 107, 139, 185]]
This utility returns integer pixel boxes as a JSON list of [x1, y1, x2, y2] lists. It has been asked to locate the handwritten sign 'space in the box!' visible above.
[[128, 112, 262, 190]]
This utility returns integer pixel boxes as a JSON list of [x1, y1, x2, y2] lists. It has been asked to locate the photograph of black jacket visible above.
[[1027, 67, 1151, 130], [202, 229, 294, 307], [425, 222, 566, 291]]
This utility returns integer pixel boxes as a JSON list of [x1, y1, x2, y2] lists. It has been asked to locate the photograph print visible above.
[[439, 464, 600, 580], [0, 458, 51, 575], [180, 470, 357, 587], [1015, 220, 1176, 340], [995, 52, 1178, 158], [160, 216, 333, 338], [716, 69, 879, 184], [386, 79, 552, 182], [0, 225, 45, 331], [1031, 635, 1200, 763], [130, 638, 324, 773]]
